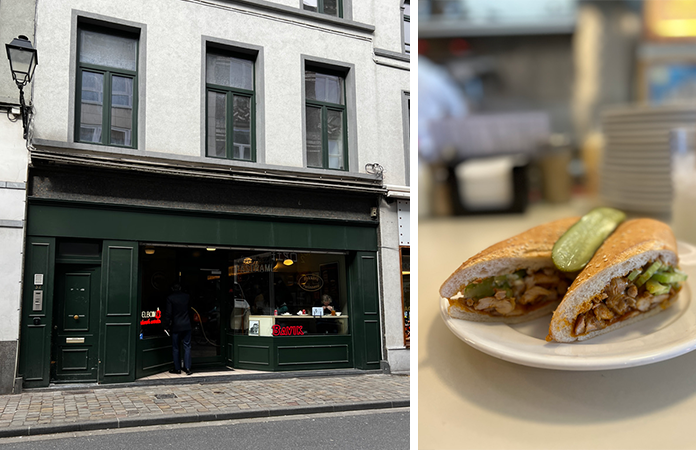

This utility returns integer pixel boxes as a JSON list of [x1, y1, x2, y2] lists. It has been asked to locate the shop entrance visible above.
[[139, 246, 230, 371]]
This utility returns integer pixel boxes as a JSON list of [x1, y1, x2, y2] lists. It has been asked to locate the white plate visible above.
[[440, 241, 696, 371]]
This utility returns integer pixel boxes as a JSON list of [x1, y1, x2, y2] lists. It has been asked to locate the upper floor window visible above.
[[76, 25, 138, 148], [305, 69, 347, 171], [303, 0, 342, 18], [403, 1, 410, 54], [206, 51, 256, 161]]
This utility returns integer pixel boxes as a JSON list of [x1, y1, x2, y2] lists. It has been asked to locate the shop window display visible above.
[[139, 246, 348, 348], [231, 251, 349, 336]]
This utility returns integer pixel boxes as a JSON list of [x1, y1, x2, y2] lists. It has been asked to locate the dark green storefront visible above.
[[19, 199, 382, 388]]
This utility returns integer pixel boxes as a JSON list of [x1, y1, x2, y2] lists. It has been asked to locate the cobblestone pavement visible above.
[[0, 374, 409, 436]]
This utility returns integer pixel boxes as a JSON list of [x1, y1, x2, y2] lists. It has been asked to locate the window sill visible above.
[[374, 48, 411, 64]]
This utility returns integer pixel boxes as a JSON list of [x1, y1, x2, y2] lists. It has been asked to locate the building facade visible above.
[[3, 0, 409, 391]]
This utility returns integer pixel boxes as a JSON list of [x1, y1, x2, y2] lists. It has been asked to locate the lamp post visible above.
[[5, 35, 38, 139]]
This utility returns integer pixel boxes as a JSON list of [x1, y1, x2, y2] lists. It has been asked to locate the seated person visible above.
[[317, 294, 338, 334], [321, 294, 335, 315]]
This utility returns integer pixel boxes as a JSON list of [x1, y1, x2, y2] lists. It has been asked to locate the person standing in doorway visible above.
[[163, 283, 193, 375]]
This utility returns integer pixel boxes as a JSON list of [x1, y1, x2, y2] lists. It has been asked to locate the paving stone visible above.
[[0, 374, 408, 434]]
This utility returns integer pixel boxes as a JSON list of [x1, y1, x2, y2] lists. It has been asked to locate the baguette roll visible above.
[[547, 218, 682, 342], [440, 217, 579, 323]]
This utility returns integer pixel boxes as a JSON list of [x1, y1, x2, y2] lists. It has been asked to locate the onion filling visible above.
[[449, 268, 574, 317]]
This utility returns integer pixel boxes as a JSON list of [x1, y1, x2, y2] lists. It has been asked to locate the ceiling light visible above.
[[145, 247, 155, 255], [283, 259, 294, 266], [206, 247, 216, 251]]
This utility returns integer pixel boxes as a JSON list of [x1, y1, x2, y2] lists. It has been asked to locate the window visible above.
[[206, 51, 255, 161], [231, 252, 349, 336], [305, 69, 347, 170], [303, 0, 342, 17], [76, 26, 138, 148], [403, 1, 410, 54]]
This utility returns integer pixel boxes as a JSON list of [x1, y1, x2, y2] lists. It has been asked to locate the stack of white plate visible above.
[[600, 104, 696, 215]]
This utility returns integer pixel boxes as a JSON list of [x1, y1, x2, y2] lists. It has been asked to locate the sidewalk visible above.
[[0, 372, 409, 438]]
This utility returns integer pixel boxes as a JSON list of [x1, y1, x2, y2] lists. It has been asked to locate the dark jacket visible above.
[[164, 291, 192, 332]]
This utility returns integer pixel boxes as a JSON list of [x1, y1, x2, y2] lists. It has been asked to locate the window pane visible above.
[[303, 0, 318, 12], [324, 0, 339, 16], [327, 109, 344, 170], [80, 71, 103, 143], [207, 54, 253, 91], [232, 96, 252, 161], [306, 106, 322, 168], [80, 29, 137, 71], [110, 76, 133, 146], [207, 91, 227, 157], [305, 71, 343, 104]]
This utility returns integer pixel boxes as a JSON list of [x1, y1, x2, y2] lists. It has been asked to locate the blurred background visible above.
[[419, 0, 696, 244]]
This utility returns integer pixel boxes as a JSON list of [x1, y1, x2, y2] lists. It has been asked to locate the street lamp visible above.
[[5, 35, 38, 139]]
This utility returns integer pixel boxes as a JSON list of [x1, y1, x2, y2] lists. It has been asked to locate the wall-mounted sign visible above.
[[272, 325, 305, 336], [140, 308, 162, 325], [298, 273, 323, 292]]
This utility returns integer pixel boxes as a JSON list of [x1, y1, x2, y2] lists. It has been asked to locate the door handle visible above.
[[70, 314, 85, 320]]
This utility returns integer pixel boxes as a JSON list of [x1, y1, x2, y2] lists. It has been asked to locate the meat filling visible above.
[[449, 268, 573, 317], [572, 263, 681, 337]]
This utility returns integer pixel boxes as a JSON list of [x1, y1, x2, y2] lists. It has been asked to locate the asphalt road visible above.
[[0, 408, 410, 450]]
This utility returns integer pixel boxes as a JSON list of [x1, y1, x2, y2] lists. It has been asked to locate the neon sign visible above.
[[140, 308, 162, 325], [272, 325, 305, 336]]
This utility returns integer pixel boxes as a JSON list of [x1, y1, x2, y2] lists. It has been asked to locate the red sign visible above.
[[140, 308, 162, 326], [272, 325, 305, 336]]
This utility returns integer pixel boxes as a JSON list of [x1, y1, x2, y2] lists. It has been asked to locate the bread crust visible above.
[[547, 218, 680, 342], [440, 216, 579, 323]]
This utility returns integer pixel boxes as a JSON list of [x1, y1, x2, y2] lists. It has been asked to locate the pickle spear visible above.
[[552, 207, 626, 272]]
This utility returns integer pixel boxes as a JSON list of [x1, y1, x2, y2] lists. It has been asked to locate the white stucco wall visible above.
[[0, 119, 27, 343], [370, 63, 409, 186], [372, 0, 406, 54]]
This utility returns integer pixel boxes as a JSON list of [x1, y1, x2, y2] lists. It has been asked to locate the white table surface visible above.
[[418, 198, 696, 450]]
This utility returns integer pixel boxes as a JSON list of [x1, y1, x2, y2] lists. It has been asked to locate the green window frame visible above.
[[305, 68, 348, 171], [302, 0, 343, 18], [205, 51, 256, 162], [75, 25, 139, 148]]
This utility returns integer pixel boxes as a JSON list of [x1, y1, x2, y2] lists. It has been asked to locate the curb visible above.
[[0, 399, 410, 438], [28, 369, 390, 392]]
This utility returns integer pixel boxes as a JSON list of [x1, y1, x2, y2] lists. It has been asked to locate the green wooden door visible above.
[[19, 238, 55, 388], [100, 241, 138, 383], [53, 265, 101, 382], [349, 252, 382, 370]]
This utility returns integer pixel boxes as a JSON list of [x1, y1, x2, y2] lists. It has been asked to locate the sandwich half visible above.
[[440, 217, 579, 323], [547, 218, 685, 342]]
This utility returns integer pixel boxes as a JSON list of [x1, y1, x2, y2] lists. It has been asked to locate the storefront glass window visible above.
[[138, 246, 348, 340], [230, 251, 348, 336]]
